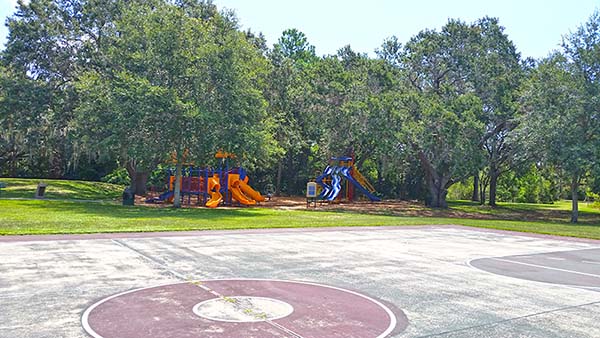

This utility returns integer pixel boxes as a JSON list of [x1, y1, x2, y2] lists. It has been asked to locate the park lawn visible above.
[[0, 199, 414, 235], [0, 178, 124, 200], [0, 199, 599, 239], [447, 200, 600, 223]]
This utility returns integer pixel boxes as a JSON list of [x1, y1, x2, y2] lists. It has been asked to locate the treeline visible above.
[[0, 0, 599, 220]]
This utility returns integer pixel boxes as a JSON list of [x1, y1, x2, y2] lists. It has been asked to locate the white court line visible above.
[[491, 258, 600, 279], [467, 258, 600, 291], [544, 257, 566, 261], [582, 260, 600, 265], [485, 246, 600, 258]]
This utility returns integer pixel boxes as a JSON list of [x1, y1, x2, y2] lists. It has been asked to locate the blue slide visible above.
[[339, 167, 381, 201], [326, 170, 342, 201], [316, 166, 334, 199], [145, 191, 174, 203]]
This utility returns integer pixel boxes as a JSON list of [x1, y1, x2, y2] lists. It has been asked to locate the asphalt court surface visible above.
[[471, 248, 600, 288], [1, 225, 600, 338]]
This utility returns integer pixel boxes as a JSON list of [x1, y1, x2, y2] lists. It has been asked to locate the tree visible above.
[[520, 11, 600, 223], [266, 29, 318, 195], [308, 45, 399, 191], [395, 21, 485, 207], [519, 53, 597, 223], [0, 62, 50, 176], [3, 0, 131, 177], [469, 17, 524, 206], [74, 1, 273, 206]]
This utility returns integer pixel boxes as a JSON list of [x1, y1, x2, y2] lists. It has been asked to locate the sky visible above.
[[0, 0, 599, 59]]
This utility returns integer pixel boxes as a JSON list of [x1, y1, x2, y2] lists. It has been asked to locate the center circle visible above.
[[82, 279, 408, 337], [192, 296, 294, 323]]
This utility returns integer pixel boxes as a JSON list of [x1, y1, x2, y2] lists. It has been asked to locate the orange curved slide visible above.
[[205, 176, 223, 208], [206, 190, 222, 208], [230, 181, 256, 205], [238, 180, 266, 202]]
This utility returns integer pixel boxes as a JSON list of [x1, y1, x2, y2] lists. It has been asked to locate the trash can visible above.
[[122, 187, 135, 206], [35, 182, 47, 199]]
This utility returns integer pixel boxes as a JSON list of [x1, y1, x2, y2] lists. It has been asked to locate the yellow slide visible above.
[[238, 180, 266, 202], [230, 180, 256, 205], [205, 176, 223, 208]]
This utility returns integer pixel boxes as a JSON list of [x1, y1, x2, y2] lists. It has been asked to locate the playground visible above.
[[143, 153, 383, 209], [1, 225, 599, 338], [145, 151, 267, 208]]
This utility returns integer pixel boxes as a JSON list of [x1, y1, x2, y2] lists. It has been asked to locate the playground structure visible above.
[[316, 156, 381, 202], [146, 151, 266, 208]]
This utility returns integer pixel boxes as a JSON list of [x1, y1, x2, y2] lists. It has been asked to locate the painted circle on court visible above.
[[192, 296, 294, 322], [82, 279, 406, 338]]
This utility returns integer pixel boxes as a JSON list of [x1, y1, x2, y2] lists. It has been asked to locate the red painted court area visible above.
[[82, 279, 406, 338]]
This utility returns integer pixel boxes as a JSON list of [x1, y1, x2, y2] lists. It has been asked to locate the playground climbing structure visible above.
[[146, 151, 265, 208], [315, 156, 381, 202]]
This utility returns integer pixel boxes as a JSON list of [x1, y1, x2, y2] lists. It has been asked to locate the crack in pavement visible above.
[[415, 300, 600, 337], [110, 239, 304, 338]]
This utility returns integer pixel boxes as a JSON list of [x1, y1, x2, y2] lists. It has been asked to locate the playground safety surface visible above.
[[1, 225, 600, 337]]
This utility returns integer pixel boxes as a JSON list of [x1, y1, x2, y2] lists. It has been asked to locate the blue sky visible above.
[[1, 0, 598, 59]]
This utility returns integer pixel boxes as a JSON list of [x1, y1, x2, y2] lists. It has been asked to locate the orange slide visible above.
[[205, 175, 223, 208], [238, 179, 266, 202], [230, 182, 256, 205], [227, 174, 265, 205]]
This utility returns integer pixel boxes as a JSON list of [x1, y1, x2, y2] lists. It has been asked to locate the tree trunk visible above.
[[417, 151, 448, 208], [125, 159, 149, 195], [570, 174, 579, 223], [479, 177, 486, 205], [125, 160, 137, 194], [173, 162, 182, 208], [488, 171, 499, 207], [426, 180, 449, 208], [275, 160, 283, 196], [472, 172, 479, 202], [377, 161, 384, 186], [134, 172, 148, 196]]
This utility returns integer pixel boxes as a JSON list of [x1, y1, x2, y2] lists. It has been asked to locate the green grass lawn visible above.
[[0, 178, 124, 200], [0, 199, 411, 235], [0, 178, 598, 239], [448, 200, 600, 223], [0, 199, 599, 239]]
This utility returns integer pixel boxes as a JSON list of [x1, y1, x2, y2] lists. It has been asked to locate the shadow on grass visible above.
[[447, 200, 600, 225], [0, 178, 123, 200], [19, 199, 270, 221]]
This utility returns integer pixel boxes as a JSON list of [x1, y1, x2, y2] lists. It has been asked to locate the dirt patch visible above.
[[135, 193, 599, 224], [136, 194, 474, 216]]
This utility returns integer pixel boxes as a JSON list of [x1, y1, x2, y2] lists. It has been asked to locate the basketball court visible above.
[[1, 225, 599, 337]]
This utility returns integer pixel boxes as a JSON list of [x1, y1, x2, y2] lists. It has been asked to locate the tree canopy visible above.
[[1, 1, 599, 220]]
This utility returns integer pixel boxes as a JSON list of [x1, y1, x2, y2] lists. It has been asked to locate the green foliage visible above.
[[0, 63, 50, 177], [496, 166, 556, 203], [2, 1, 599, 209], [447, 179, 474, 201], [517, 9, 600, 221], [72, 0, 276, 200], [271, 29, 317, 66], [101, 168, 131, 186], [586, 191, 600, 209]]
